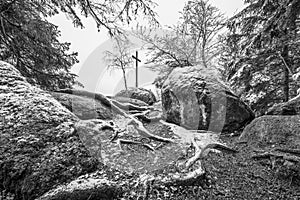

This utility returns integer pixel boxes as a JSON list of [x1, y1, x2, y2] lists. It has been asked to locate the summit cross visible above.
[[132, 51, 141, 88]]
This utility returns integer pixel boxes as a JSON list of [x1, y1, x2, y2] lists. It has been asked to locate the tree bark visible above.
[[201, 31, 208, 68]]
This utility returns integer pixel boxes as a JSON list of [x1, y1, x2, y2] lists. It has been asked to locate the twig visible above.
[[115, 139, 155, 151], [278, 51, 292, 74]]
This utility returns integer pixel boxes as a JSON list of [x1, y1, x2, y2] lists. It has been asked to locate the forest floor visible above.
[[194, 135, 300, 200], [137, 119, 300, 200], [2, 101, 300, 200]]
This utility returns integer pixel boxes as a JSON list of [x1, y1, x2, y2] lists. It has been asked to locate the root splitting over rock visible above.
[[56, 89, 174, 143]]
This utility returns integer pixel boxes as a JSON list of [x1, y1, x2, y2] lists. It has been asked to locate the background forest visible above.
[[1, 0, 300, 115]]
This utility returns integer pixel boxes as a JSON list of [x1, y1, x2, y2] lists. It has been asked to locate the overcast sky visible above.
[[50, 0, 244, 95]]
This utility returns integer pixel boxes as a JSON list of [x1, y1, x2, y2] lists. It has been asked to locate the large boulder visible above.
[[51, 92, 114, 120], [266, 94, 300, 115], [115, 87, 157, 105], [0, 61, 99, 199], [239, 115, 300, 183], [161, 66, 255, 133], [239, 115, 300, 149]]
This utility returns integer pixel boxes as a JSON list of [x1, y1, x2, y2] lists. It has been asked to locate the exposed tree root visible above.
[[252, 152, 300, 162], [185, 138, 202, 169], [274, 148, 300, 156], [111, 99, 151, 111], [114, 139, 156, 151], [109, 96, 149, 107], [185, 140, 238, 169], [56, 89, 237, 182], [173, 166, 205, 183], [56, 89, 174, 143], [129, 110, 146, 114], [55, 89, 111, 107], [135, 166, 206, 191], [132, 111, 162, 123], [127, 119, 174, 143]]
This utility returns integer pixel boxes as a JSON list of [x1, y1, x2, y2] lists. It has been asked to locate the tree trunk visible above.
[[201, 35, 208, 68], [201, 45, 207, 68], [122, 68, 128, 91], [282, 45, 290, 102]]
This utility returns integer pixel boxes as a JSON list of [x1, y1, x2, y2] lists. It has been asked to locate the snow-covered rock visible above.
[[0, 61, 99, 199], [240, 115, 300, 148], [161, 66, 255, 133], [115, 87, 157, 105], [0, 61, 236, 199], [51, 92, 114, 120], [240, 115, 300, 184]]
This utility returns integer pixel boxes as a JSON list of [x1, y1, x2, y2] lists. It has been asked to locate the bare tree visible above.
[[104, 36, 133, 91], [181, 0, 226, 68], [134, 0, 226, 70]]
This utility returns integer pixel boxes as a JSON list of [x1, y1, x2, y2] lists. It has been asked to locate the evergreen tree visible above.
[[0, 0, 158, 90], [224, 0, 300, 115]]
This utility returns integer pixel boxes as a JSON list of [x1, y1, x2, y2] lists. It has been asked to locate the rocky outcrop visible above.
[[51, 92, 114, 120], [161, 66, 255, 133], [0, 61, 238, 199], [115, 87, 157, 105], [0, 61, 99, 199], [266, 94, 300, 115]]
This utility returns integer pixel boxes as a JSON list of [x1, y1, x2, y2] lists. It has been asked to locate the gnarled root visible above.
[[127, 119, 174, 143], [132, 111, 162, 123], [56, 89, 172, 143], [111, 99, 151, 112], [185, 141, 238, 169]]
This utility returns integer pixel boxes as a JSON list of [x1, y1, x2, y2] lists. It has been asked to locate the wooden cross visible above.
[[132, 51, 141, 88]]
